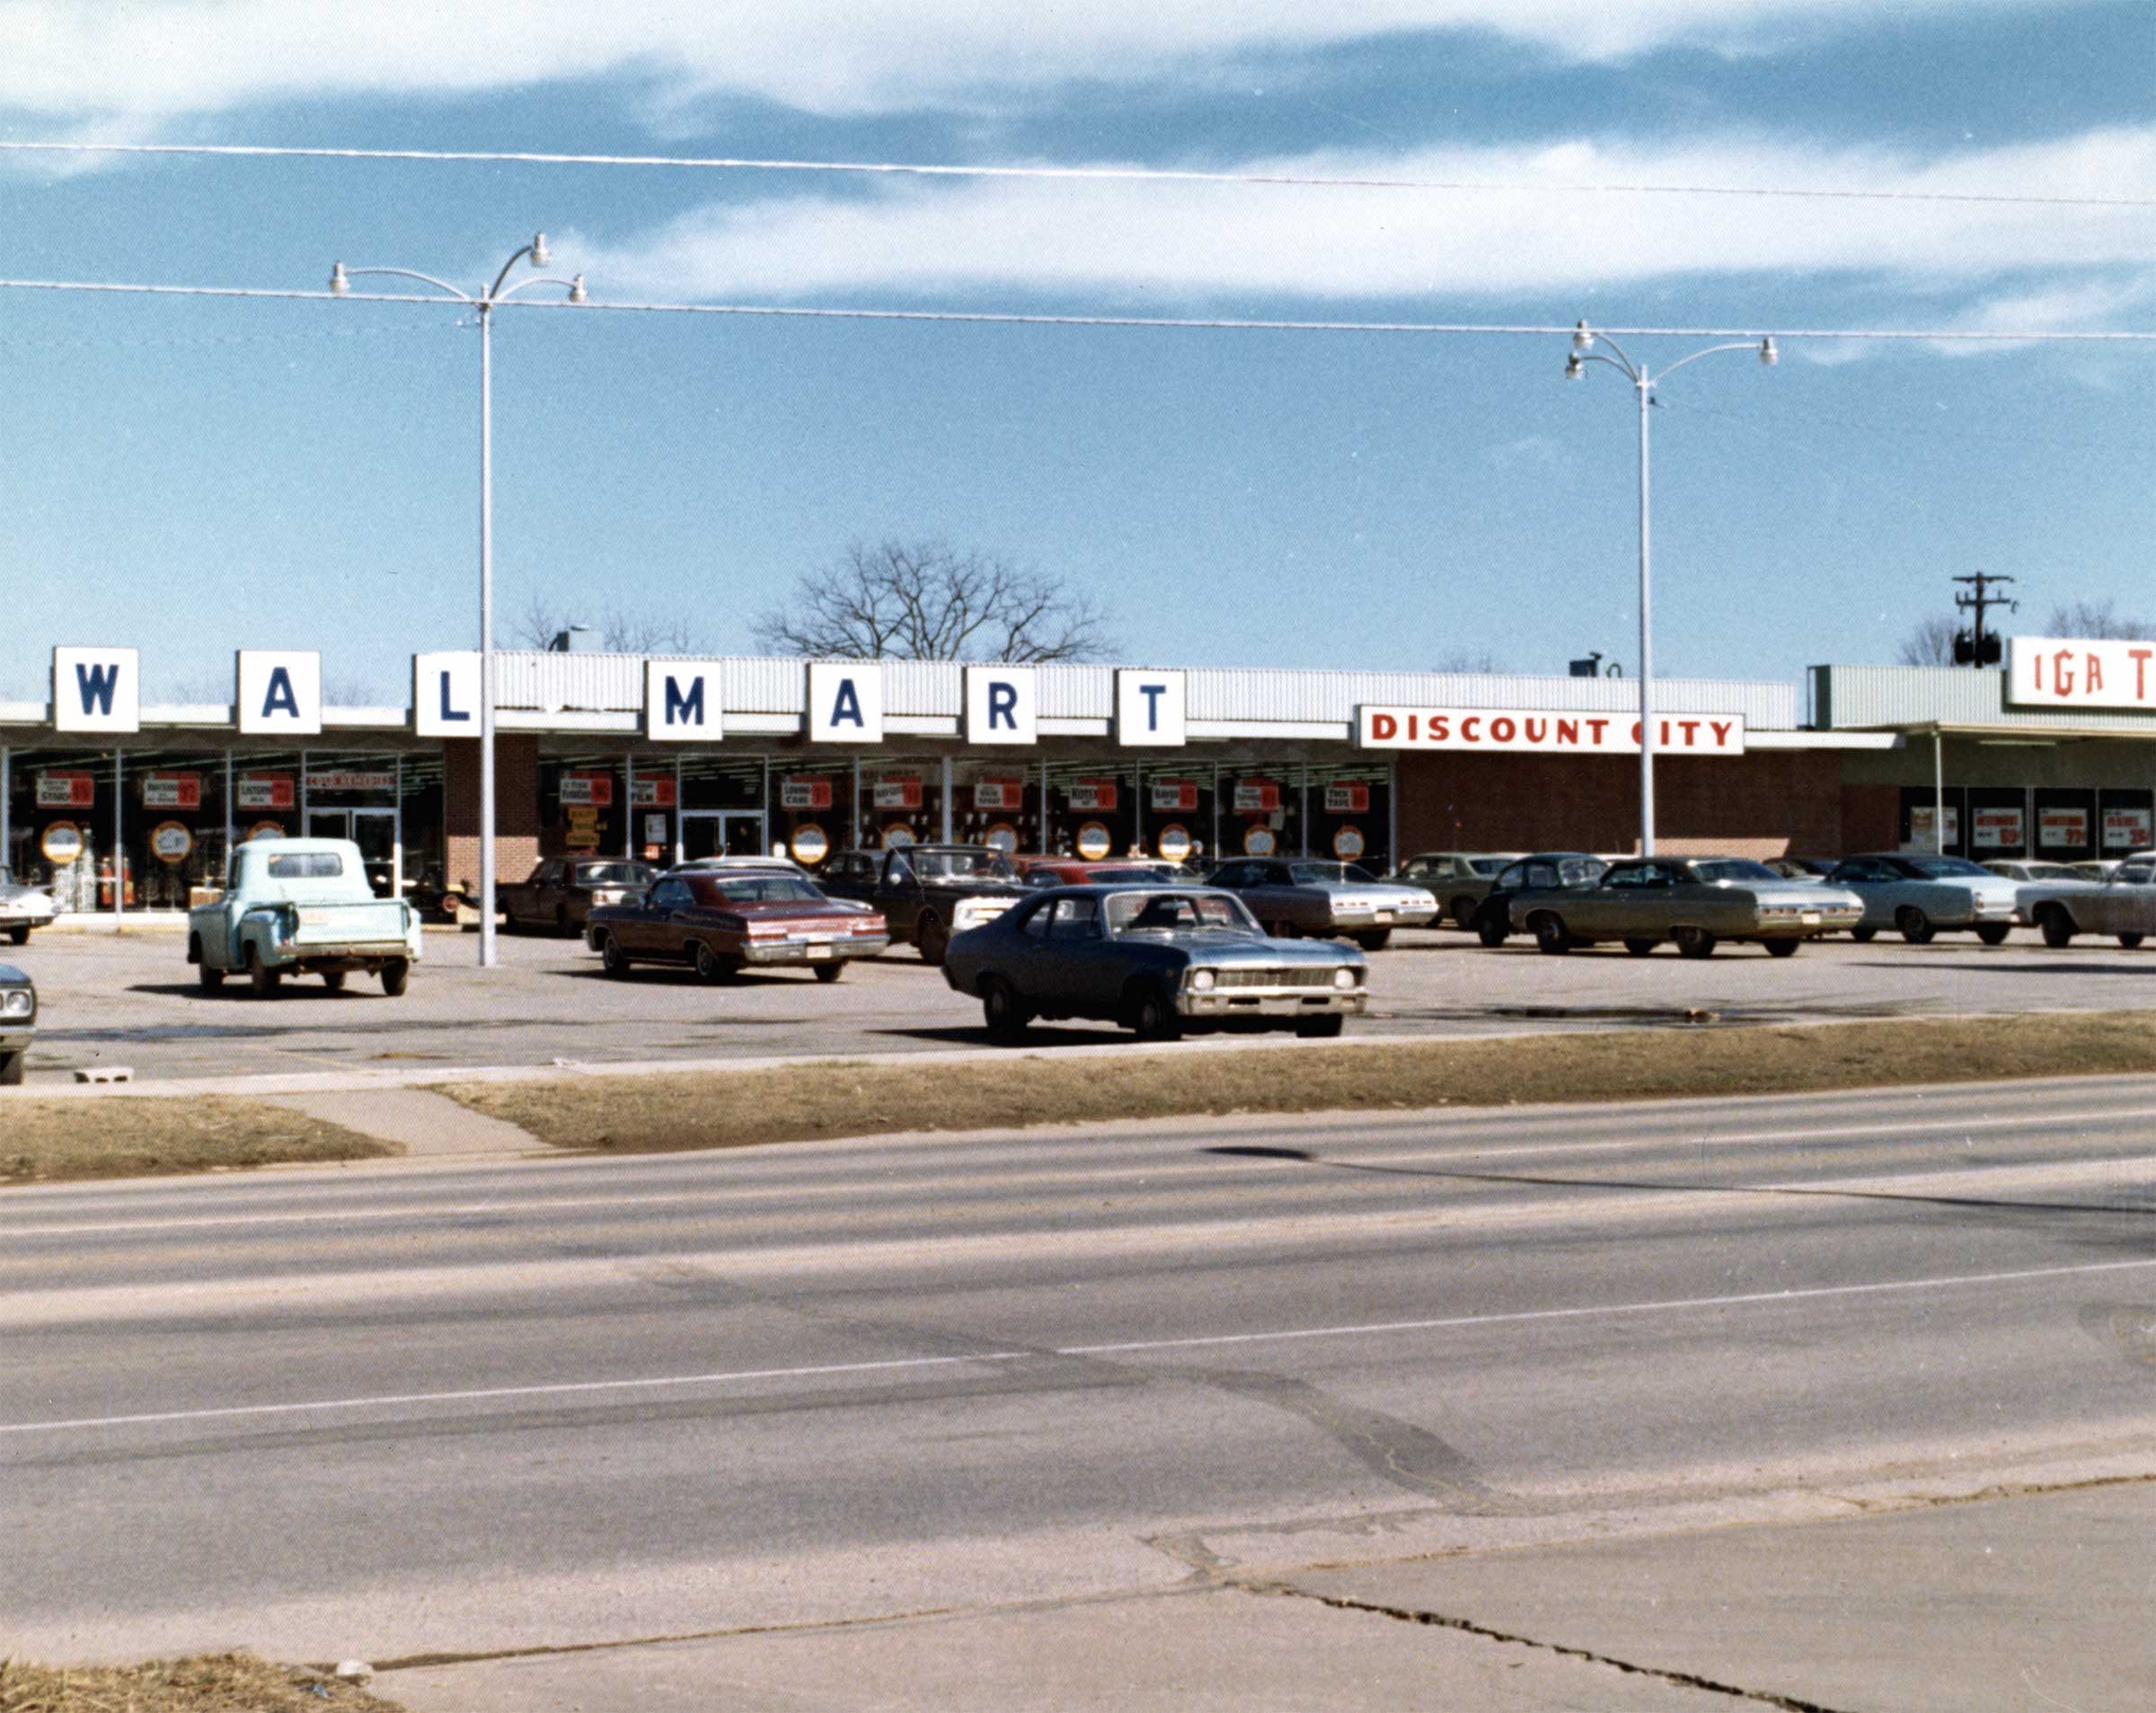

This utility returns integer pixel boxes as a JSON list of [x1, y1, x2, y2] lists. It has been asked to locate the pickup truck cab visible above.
[[188, 837, 422, 997]]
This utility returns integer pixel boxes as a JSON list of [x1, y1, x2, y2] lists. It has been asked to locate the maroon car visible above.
[[584, 870, 889, 983]]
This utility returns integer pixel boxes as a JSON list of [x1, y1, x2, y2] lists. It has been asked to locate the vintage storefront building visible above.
[[3, 640, 2148, 914]]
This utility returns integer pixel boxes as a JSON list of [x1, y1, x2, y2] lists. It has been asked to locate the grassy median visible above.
[[0, 1654, 407, 1712], [0, 1098, 393, 1187], [443, 1010, 2156, 1155]]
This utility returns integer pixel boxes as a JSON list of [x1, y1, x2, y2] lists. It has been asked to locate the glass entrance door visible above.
[[305, 808, 400, 896], [679, 811, 765, 861]]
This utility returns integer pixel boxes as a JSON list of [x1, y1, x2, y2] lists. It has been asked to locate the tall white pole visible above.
[[478, 302, 498, 967], [1636, 367, 1656, 858]]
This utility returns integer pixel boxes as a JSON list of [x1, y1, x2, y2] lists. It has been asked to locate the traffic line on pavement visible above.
[[6, 1255, 2152, 1440]]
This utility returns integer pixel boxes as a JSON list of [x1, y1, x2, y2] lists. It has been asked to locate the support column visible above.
[[1934, 730, 1946, 854], [113, 750, 124, 920], [624, 753, 635, 859], [0, 746, 9, 881], [940, 754, 954, 843]]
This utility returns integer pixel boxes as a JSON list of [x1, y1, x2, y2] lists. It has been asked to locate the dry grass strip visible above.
[[0, 1653, 406, 1713], [0, 1098, 393, 1187], [445, 1011, 2156, 1155]]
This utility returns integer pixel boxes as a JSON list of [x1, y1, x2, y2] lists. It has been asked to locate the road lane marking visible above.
[[6, 1255, 2153, 1440]]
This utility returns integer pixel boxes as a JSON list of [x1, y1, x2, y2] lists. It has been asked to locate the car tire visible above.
[[813, 960, 844, 983], [554, 905, 572, 936], [1531, 913, 1570, 955], [1763, 939, 1800, 958], [246, 949, 280, 998], [1450, 897, 1478, 928], [1476, 914, 1508, 948], [693, 940, 738, 984], [198, 961, 225, 992], [322, 969, 348, 991], [1850, 926, 1877, 943], [2120, 932, 2145, 949], [0, 1048, 21, 1087], [5, 923, 27, 947], [380, 959, 410, 997], [1623, 939, 1657, 957], [1975, 923, 2011, 946], [1674, 926, 1718, 959], [600, 932, 632, 978], [1896, 907, 1936, 945], [1294, 1014, 1346, 1039], [918, 914, 949, 967], [1125, 981, 1183, 1043], [1353, 929, 1392, 952], [2036, 907, 2074, 949], [982, 977, 1031, 1043]]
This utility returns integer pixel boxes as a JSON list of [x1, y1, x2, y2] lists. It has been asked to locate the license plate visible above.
[[1800, 912, 1821, 925], [806, 944, 833, 959]]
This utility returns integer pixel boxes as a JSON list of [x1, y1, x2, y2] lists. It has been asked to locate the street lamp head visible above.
[[1570, 319, 1595, 358], [329, 261, 349, 296], [1563, 354, 1585, 381], [530, 232, 551, 268], [568, 273, 588, 305], [1759, 335, 1779, 366]]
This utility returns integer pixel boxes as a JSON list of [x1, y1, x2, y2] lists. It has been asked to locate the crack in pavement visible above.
[[1238, 1579, 1861, 1713]]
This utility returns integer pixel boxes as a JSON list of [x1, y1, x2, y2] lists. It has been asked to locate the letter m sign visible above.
[[646, 660, 725, 742]]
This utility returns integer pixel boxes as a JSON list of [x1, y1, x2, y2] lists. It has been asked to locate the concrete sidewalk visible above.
[[265, 1089, 546, 1160], [382, 1480, 2156, 1713]]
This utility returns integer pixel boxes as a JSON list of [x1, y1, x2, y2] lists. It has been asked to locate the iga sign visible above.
[[1358, 705, 1745, 755], [1972, 807, 2024, 851], [2010, 637, 2156, 711], [2037, 808, 2089, 850]]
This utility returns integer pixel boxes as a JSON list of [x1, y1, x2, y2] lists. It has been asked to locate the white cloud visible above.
[[565, 128, 2156, 310], [0, 0, 2067, 123]]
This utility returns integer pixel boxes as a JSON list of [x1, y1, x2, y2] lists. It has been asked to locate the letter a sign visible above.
[[646, 660, 725, 742], [237, 650, 323, 736], [53, 647, 140, 734], [808, 661, 884, 744]]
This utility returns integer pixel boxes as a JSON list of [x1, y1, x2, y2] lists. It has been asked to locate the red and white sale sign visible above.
[[1324, 782, 1369, 814], [1357, 704, 1746, 755], [1233, 781, 1280, 813], [1066, 779, 1118, 812], [561, 773, 614, 808], [237, 773, 295, 810], [782, 776, 834, 811], [974, 779, 1021, 812], [1972, 807, 2024, 850], [140, 773, 202, 810], [630, 775, 677, 808], [2037, 808, 2089, 849], [36, 772, 96, 808], [1151, 779, 1198, 813], [2103, 807, 2152, 850], [872, 777, 922, 810]]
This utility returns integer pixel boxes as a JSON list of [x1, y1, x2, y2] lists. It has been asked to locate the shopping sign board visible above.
[[872, 777, 922, 810], [1066, 779, 1118, 812], [1151, 779, 1198, 813], [37, 771, 96, 808], [237, 773, 295, 810], [1357, 705, 1746, 755], [2104, 807, 2153, 850], [973, 779, 1021, 811], [140, 773, 202, 810], [2037, 808, 2090, 850], [2009, 636, 2156, 710], [1324, 782, 1370, 813], [630, 774, 676, 808], [1233, 780, 1280, 813], [1972, 807, 2024, 850], [1908, 805, 1958, 848], [782, 776, 834, 811], [560, 773, 614, 808]]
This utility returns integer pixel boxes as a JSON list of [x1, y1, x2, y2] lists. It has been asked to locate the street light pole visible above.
[[331, 238, 587, 967], [1567, 322, 1775, 858]]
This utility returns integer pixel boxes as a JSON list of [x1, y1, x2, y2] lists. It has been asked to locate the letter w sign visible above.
[[646, 661, 725, 741]]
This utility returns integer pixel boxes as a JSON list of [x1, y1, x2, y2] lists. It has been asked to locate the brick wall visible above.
[[1396, 748, 1847, 859], [443, 735, 541, 893]]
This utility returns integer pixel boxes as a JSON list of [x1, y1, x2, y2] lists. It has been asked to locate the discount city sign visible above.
[[1355, 706, 1747, 755]]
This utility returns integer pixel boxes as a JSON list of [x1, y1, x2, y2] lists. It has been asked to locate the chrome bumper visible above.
[[742, 934, 889, 965], [1180, 990, 1367, 1018]]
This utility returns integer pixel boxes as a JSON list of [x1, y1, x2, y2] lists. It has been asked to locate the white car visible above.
[[0, 867, 57, 946], [1823, 853, 2023, 944], [2020, 852, 2156, 949]]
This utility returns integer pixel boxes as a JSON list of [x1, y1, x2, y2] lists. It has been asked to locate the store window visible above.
[[1966, 788, 2028, 861], [862, 759, 939, 852], [303, 752, 403, 896], [770, 760, 850, 869], [678, 754, 767, 859], [1222, 764, 1300, 861], [1138, 762, 1213, 866], [126, 749, 231, 909], [1898, 786, 1966, 856], [2099, 789, 2154, 855], [2032, 788, 2097, 864], [1311, 762, 1392, 873], [541, 756, 624, 859], [1043, 760, 1132, 861], [952, 759, 1040, 857], [11, 750, 110, 912]]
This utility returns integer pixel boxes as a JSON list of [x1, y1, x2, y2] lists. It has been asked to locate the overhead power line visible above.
[[2, 139, 2151, 210], [1, 277, 2150, 342]]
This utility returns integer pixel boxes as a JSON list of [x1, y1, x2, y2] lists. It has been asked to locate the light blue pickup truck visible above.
[[187, 837, 422, 997]]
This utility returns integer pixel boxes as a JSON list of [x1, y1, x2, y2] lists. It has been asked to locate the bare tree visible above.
[[1895, 614, 1959, 667], [754, 541, 1116, 663], [2046, 597, 2155, 640], [1431, 648, 1512, 674], [511, 591, 708, 655]]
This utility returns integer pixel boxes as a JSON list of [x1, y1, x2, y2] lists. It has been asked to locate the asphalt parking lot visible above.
[[6, 920, 2151, 1089]]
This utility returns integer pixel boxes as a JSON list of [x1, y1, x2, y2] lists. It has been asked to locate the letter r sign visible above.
[[1115, 670, 1186, 746], [964, 665, 1037, 745], [645, 659, 726, 742]]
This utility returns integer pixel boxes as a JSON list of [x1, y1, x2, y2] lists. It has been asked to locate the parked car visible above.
[[587, 870, 888, 981], [1471, 852, 1609, 946], [2072, 860, 2122, 881], [943, 884, 1367, 1042], [674, 855, 814, 879], [1764, 856, 1838, 882], [498, 857, 657, 934], [820, 844, 1029, 965], [0, 962, 33, 1084], [188, 837, 421, 996], [0, 867, 57, 946], [1384, 852, 1519, 928], [2018, 852, 2156, 948], [1507, 856, 1863, 958], [1203, 858, 1437, 949], [1984, 861, 2089, 884], [1823, 853, 2023, 944], [1016, 857, 1172, 888]]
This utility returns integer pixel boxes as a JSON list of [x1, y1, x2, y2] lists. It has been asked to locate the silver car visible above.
[[2019, 852, 2156, 948], [1823, 853, 2024, 944], [1386, 852, 1520, 928], [1507, 857, 1863, 958], [1205, 857, 1439, 950], [1984, 860, 2099, 925], [0, 867, 57, 946], [0, 962, 34, 1084]]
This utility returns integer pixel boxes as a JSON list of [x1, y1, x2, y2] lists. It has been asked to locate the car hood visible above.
[[729, 899, 879, 923], [0, 962, 30, 986], [1141, 931, 1363, 967]]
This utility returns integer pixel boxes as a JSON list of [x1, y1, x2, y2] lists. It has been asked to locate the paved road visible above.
[[13, 922, 2153, 1085], [4, 1078, 2152, 1708]]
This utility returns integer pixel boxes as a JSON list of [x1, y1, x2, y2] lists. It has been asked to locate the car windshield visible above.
[[1691, 859, 1783, 884], [1469, 858, 1507, 876], [2028, 865, 2082, 880], [1105, 890, 1260, 935], [1288, 862, 1377, 885], [574, 862, 646, 885], [914, 850, 1016, 881], [1556, 858, 1606, 886], [1904, 857, 1993, 879], [713, 878, 826, 904]]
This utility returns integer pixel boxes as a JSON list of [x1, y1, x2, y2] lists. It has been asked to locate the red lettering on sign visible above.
[[1557, 719, 1579, 746], [1461, 716, 1481, 743], [1711, 720, 1734, 746], [2133, 649, 2152, 700], [2087, 655, 2105, 693], [1630, 721, 1644, 746], [1586, 719, 1608, 744], [1408, 713, 1419, 741], [2054, 649, 2074, 695], [1524, 718, 1547, 743], [1490, 716, 1515, 743], [1429, 715, 1449, 741], [1678, 720, 1700, 746], [1371, 712, 1397, 741]]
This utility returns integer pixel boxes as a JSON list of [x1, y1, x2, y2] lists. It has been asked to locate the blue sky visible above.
[[2, 0, 2151, 703]]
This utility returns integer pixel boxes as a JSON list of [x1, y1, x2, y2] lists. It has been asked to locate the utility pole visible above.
[[1952, 570, 2017, 668]]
